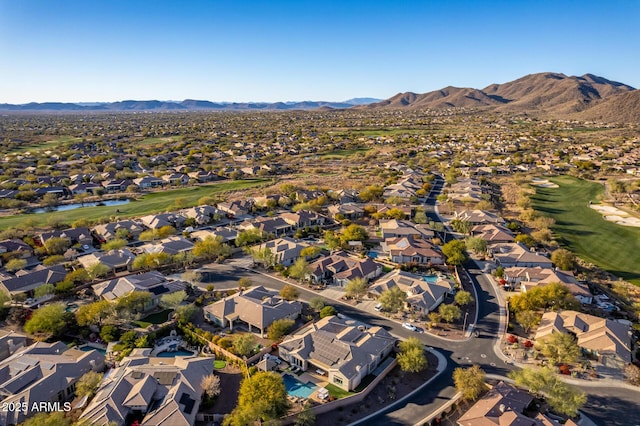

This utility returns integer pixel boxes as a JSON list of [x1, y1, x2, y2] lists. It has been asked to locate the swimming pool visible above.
[[422, 275, 439, 283], [78, 345, 107, 355], [282, 373, 317, 398], [157, 349, 195, 357]]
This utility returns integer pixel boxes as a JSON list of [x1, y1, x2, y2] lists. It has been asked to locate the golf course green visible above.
[[531, 175, 640, 285]]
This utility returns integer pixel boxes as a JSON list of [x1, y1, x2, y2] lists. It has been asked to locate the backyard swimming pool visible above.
[[282, 373, 317, 398], [157, 349, 195, 357], [422, 274, 439, 283]]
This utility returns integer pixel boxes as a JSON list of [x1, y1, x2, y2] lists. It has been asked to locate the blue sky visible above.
[[1, 0, 638, 103]]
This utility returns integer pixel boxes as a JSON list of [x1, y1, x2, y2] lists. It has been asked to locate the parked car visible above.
[[374, 303, 383, 312], [402, 322, 418, 331]]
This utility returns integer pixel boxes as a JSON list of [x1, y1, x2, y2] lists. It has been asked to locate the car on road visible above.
[[402, 322, 418, 331]]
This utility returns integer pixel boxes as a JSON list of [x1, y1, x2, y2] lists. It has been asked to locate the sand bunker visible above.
[[590, 204, 640, 227], [531, 178, 559, 188]]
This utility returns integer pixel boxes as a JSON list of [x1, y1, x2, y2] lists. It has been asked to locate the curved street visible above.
[[196, 174, 640, 426]]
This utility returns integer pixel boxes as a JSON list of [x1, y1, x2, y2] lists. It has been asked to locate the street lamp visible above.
[[463, 311, 469, 335]]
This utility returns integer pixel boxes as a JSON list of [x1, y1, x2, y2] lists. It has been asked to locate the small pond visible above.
[[30, 199, 130, 214]]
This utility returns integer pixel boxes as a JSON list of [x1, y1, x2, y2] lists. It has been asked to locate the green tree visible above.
[[117, 291, 152, 314], [535, 332, 581, 365], [65, 268, 90, 284], [75, 371, 104, 399], [300, 246, 322, 259], [454, 290, 474, 307], [344, 277, 368, 300], [319, 305, 337, 318], [43, 254, 66, 266], [101, 238, 128, 251], [267, 318, 295, 341], [453, 365, 486, 401], [224, 371, 289, 425], [359, 185, 384, 202], [87, 262, 111, 280], [508, 283, 580, 313], [193, 236, 232, 260], [397, 337, 428, 373], [441, 240, 467, 265], [340, 224, 369, 243], [465, 237, 487, 255], [515, 310, 540, 334], [427, 312, 441, 328], [438, 303, 462, 323], [279, 285, 299, 301], [44, 237, 70, 255], [34, 283, 55, 299], [288, 257, 311, 281], [451, 218, 471, 235], [248, 246, 276, 269], [20, 411, 70, 426], [309, 296, 325, 312], [236, 228, 266, 247], [159, 290, 187, 309], [509, 367, 586, 417], [175, 304, 199, 326], [76, 300, 115, 326], [100, 324, 120, 342], [233, 333, 257, 357], [323, 230, 342, 250], [551, 248, 576, 270], [379, 286, 408, 313], [5, 258, 27, 272], [515, 234, 537, 248], [413, 210, 428, 224], [24, 302, 68, 336]]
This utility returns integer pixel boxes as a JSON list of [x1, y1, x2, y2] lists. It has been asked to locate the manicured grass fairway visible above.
[[531, 175, 640, 285], [0, 179, 269, 230]]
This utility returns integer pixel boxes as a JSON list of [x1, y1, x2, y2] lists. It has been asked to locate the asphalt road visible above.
[[193, 174, 640, 425]]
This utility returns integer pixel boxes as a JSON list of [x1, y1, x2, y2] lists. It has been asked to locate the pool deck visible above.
[[281, 367, 329, 403]]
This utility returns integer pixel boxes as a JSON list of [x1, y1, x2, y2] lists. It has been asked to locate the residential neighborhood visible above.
[[0, 108, 638, 426]]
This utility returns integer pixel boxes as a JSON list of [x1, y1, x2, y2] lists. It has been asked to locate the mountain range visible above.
[[2, 73, 639, 122], [362, 72, 640, 122], [0, 98, 380, 112]]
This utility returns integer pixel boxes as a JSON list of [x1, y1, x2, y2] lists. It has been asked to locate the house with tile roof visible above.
[[457, 381, 559, 426], [239, 216, 293, 237], [454, 209, 505, 226], [381, 236, 444, 265], [278, 315, 395, 391], [257, 237, 309, 267], [0, 342, 104, 425], [203, 286, 301, 337], [92, 271, 187, 310], [471, 224, 515, 244], [369, 270, 454, 315], [77, 248, 137, 273], [79, 349, 212, 426], [92, 220, 146, 243], [307, 252, 383, 286], [139, 236, 195, 256], [505, 266, 593, 304], [535, 310, 632, 368], [490, 243, 553, 268], [379, 219, 434, 240], [0, 264, 67, 297]]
